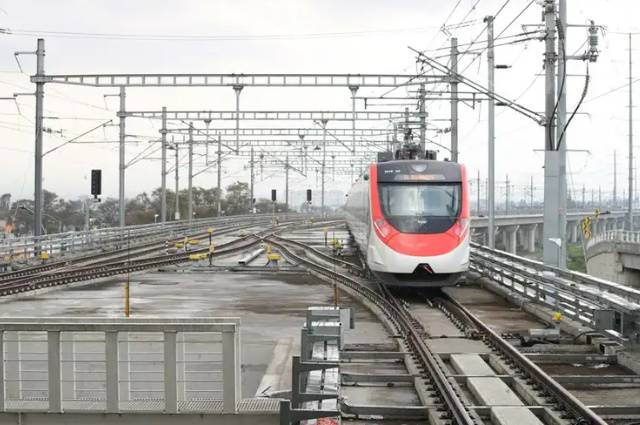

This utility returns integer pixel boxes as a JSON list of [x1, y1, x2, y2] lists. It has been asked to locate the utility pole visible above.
[[188, 124, 193, 223], [418, 84, 426, 157], [629, 33, 634, 230], [505, 174, 510, 215], [542, 0, 564, 267], [582, 184, 586, 209], [321, 119, 328, 216], [204, 119, 211, 165], [555, 0, 568, 261], [174, 137, 180, 220], [530, 176, 534, 209], [349, 86, 358, 154], [233, 85, 243, 153], [614, 150, 618, 207], [249, 147, 254, 213], [477, 170, 481, 216], [392, 122, 398, 158], [160, 106, 167, 223], [599, 186, 602, 206], [591, 188, 595, 206], [486, 15, 496, 248], [33, 38, 45, 246], [217, 132, 222, 216], [450, 37, 459, 162], [285, 153, 289, 211], [118, 86, 126, 227]]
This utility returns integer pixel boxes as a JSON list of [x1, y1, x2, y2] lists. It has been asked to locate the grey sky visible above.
[[0, 0, 637, 206]]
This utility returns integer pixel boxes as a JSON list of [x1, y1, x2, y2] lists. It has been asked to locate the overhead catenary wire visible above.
[[0, 26, 441, 41]]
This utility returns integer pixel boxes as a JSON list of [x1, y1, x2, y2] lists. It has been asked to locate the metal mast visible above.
[[556, 0, 568, 260], [450, 37, 459, 162], [629, 33, 634, 230], [486, 16, 496, 248], [188, 125, 193, 222], [118, 86, 126, 227], [250, 147, 254, 213], [34, 38, 45, 242], [321, 119, 328, 216], [285, 154, 289, 211], [174, 137, 180, 220], [160, 106, 167, 223], [542, 0, 563, 267], [217, 133, 222, 216]]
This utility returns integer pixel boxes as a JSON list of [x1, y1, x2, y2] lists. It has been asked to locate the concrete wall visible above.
[[585, 242, 640, 287]]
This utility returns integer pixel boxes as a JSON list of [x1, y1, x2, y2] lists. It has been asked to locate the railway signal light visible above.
[[306, 189, 312, 203], [271, 189, 277, 202], [91, 169, 102, 198]]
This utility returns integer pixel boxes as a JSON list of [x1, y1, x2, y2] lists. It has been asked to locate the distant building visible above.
[[0, 194, 10, 211]]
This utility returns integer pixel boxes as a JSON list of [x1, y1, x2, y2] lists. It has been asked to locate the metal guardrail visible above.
[[585, 229, 640, 250], [0, 318, 240, 414], [470, 243, 640, 336]]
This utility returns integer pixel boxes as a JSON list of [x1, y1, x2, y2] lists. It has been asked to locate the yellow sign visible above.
[[209, 244, 215, 253]]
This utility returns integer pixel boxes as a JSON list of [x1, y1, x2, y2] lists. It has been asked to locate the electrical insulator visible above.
[[588, 20, 599, 62]]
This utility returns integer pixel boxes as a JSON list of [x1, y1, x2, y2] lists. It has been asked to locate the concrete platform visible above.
[[409, 303, 464, 337], [491, 406, 544, 425], [444, 287, 547, 334], [467, 377, 524, 406], [450, 354, 496, 376], [425, 338, 492, 355]]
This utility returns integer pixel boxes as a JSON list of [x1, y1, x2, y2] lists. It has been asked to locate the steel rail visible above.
[[446, 297, 608, 425], [0, 218, 335, 297], [0, 218, 272, 283], [266, 237, 476, 425], [268, 234, 363, 274], [0, 221, 264, 288], [0, 234, 260, 296]]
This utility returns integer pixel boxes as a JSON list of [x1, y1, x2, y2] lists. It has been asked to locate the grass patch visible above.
[[567, 243, 586, 273]]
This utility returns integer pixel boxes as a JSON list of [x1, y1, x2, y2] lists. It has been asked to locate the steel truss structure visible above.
[[34, 73, 446, 87], [126, 110, 434, 121]]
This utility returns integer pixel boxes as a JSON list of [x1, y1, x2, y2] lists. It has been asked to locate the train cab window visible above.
[[379, 183, 461, 234]]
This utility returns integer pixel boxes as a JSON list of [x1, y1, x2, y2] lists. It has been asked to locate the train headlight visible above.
[[374, 218, 394, 239], [452, 218, 469, 239]]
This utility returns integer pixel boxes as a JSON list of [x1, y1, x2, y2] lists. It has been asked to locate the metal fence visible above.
[[470, 243, 640, 337], [585, 229, 640, 250], [0, 318, 240, 414]]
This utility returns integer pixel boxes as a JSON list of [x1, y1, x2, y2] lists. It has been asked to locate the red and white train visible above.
[[345, 159, 470, 287]]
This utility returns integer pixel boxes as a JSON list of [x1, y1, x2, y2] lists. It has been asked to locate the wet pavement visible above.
[[0, 269, 378, 398]]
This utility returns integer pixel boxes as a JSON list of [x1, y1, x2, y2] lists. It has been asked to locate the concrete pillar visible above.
[[570, 222, 578, 243], [501, 228, 508, 251], [527, 224, 537, 252], [506, 226, 519, 255]]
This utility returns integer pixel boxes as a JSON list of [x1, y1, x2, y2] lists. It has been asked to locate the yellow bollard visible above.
[[124, 280, 130, 318]]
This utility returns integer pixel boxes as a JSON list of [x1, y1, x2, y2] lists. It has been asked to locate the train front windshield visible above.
[[379, 183, 461, 234]]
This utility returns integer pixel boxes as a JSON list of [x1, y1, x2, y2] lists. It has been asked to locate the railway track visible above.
[[266, 235, 475, 424], [0, 217, 337, 297], [0, 217, 278, 284], [267, 232, 610, 425]]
